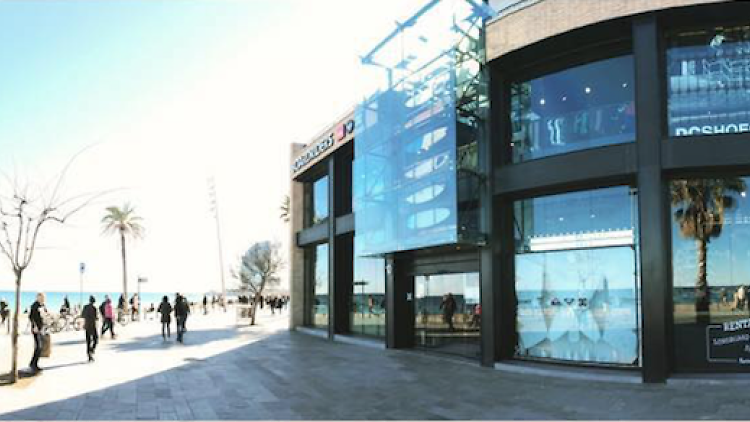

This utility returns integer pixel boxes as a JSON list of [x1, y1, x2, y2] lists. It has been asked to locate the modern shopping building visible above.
[[288, 0, 750, 383]]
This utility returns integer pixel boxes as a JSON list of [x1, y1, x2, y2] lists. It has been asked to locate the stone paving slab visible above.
[[4, 308, 750, 419]]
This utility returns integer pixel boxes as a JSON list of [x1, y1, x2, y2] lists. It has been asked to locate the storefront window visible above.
[[310, 243, 329, 329], [311, 176, 329, 225], [511, 55, 635, 162], [351, 253, 386, 338], [514, 186, 640, 365], [671, 176, 750, 371], [414, 272, 480, 359], [667, 24, 750, 138]]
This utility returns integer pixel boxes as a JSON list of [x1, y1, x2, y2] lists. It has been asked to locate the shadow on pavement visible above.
[[106, 327, 242, 353]]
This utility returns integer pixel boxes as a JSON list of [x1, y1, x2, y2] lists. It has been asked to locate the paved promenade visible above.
[[2, 308, 750, 420]]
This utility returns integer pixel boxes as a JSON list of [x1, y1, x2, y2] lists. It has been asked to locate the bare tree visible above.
[[232, 241, 284, 325], [0, 155, 108, 383]]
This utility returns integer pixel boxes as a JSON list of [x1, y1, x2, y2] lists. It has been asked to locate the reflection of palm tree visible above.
[[670, 178, 746, 323]]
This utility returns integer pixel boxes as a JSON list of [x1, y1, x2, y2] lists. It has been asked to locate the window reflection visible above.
[[514, 187, 640, 365], [511, 55, 635, 162], [667, 25, 750, 137], [312, 176, 329, 225], [414, 272, 480, 359], [671, 176, 750, 370], [351, 251, 386, 338], [311, 243, 329, 329]]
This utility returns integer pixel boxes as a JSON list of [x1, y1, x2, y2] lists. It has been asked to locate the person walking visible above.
[[130, 294, 139, 321], [158, 296, 172, 340], [203, 295, 208, 315], [101, 296, 116, 339], [82, 296, 99, 362], [440, 293, 457, 331], [28, 293, 46, 373], [0, 297, 9, 333], [175, 294, 190, 343]]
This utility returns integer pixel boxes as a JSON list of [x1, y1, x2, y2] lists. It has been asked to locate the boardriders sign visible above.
[[292, 118, 355, 176]]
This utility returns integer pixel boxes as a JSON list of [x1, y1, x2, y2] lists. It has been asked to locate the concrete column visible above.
[[289, 143, 306, 330]]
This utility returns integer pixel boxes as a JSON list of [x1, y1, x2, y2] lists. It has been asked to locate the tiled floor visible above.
[[2, 310, 750, 420]]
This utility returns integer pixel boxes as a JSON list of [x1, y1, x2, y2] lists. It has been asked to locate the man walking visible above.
[[175, 294, 190, 343], [29, 293, 46, 373], [82, 296, 99, 362]]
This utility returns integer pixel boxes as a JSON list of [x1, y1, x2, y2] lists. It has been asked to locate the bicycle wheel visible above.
[[73, 317, 86, 331], [51, 317, 65, 333]]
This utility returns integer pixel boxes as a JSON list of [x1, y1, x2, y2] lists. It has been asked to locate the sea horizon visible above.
[[0, 290, 220, 313]]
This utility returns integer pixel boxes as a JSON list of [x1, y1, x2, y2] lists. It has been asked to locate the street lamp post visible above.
[[79, 262, 86, 311], [208, 177, 227, 311]]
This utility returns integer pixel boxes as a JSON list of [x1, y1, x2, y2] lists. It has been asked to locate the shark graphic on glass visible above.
[[516, 247, 639, 365]]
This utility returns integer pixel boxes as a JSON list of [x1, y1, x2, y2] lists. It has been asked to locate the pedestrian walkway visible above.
[[2, 310, 750, 420]]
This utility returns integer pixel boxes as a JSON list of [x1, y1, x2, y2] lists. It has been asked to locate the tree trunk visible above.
[[10, 273, 21, 383], [250, 297, 259, 326], [121, 229, 128, 313], [696, 237, 711, 324]]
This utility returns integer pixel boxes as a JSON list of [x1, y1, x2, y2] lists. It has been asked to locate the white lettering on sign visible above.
[[723, 318, 750, 332], [675, 123, 750, 136], [291, 119, 355, 174]]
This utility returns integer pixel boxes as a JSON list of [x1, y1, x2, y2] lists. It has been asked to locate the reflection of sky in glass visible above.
[[672, 178, 750, 288], [312, 176, 329, 224], [353, 253, 385, 295], [415, 273, 480, 303], [315, 243, 329, 295], [515, 186, 637, 252], [516, 248, 637, 291]]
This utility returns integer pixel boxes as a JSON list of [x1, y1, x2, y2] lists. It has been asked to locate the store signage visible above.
[[707, 318, 750, 364], [674, 122, 750, 137], [291, 119, 355, 174]]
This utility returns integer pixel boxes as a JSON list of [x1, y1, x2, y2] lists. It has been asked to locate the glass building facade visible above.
[[291, 1, 750, 382]]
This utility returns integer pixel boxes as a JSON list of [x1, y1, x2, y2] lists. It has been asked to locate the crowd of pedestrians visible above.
[[10, 292, 230, 374]]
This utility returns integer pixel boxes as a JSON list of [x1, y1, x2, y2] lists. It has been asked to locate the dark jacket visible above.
[[158, 302, 172, 323], [82, 303, 98, 330], [29, 301, 44, 332], [175, 300, 190, 319]]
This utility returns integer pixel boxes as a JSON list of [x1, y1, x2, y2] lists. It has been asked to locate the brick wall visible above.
[[487, 0, 732, 61]]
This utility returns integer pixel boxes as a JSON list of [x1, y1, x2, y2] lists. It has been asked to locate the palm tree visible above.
[[102, 204, 144, 313], [671, 178, 746, 323], [280, 195, 290, 223]]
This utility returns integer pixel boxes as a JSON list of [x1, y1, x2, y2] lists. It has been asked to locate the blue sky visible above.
[[0, 0, 420, 293]]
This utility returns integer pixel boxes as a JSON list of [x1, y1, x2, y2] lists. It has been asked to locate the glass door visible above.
[[414, 272, 481, 359]]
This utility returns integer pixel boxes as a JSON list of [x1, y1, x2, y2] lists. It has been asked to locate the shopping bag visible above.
[[41, 333, 51, 358]]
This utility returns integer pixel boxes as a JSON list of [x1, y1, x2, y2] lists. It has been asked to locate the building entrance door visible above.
[[413, 272, 481, 359]]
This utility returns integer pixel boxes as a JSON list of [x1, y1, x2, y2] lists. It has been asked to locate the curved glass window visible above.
[[668, 25, 750, 138], [511, 55, 635, 162], [514, 186, 640, 365]]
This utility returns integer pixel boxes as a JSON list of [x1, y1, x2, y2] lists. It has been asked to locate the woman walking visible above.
[[158, 296, 172, 340], [28, 293, 46, 373]]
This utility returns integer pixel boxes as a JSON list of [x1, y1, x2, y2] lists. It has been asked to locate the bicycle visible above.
[[116, 310, 130, 327]]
